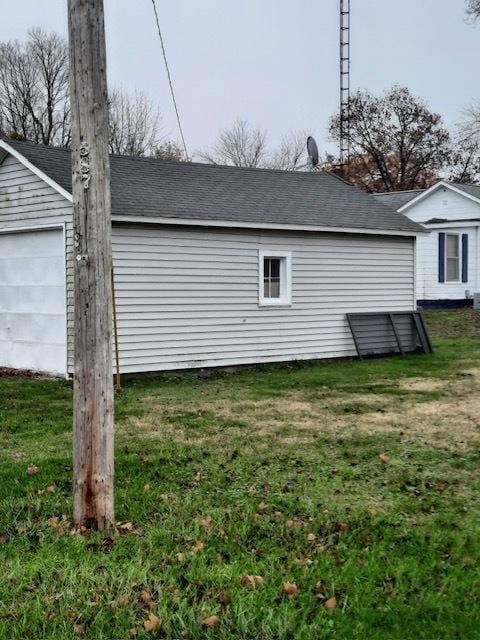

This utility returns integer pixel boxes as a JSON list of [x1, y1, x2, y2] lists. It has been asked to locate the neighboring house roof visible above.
[[0, 138, 424, 235], [373, 181, 480, 214], [373, 190, 424, 211]]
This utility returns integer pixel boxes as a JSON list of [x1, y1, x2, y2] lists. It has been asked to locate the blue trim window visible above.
[[445, 233, 460, 282]]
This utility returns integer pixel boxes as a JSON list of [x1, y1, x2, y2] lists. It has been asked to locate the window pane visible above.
[[263, 278, 270, 298], [270, 258, 281, 278], [264, 258, 270, 278], [270, 278, 280, 298], [447, 258, 459, 281], [446, 235, 459, 258]]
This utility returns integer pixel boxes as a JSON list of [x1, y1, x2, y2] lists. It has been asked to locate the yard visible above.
[[1, 309, 480, 639]]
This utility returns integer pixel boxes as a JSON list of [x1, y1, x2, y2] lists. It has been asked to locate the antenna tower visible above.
[[339, 0, 351, 167]]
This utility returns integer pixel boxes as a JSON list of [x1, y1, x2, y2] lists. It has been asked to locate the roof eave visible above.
[[111, 214, 426, 236]]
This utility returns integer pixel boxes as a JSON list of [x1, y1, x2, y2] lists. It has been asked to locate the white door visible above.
[[0, 228, 67, 375]]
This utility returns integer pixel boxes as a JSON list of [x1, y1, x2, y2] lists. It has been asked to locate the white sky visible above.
[[1, 0, 479, 158]]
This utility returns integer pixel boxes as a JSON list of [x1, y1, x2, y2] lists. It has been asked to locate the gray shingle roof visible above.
[[373, 190, 424, 211], [452, 182, 480, 201], [4, 139, 423, 235]]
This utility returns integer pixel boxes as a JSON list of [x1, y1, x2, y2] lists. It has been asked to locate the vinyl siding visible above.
[[112, 224, 415, 373], [404, 187, 480, 223], [415, 226, 478, 300], [0, 154, 72, 374]]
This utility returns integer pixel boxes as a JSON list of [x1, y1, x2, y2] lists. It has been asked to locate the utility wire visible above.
[[150, 0, 189, 159]]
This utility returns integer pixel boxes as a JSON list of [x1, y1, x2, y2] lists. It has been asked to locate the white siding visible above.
[[0, 154, 72, 372], [415, 226, 478, 301], [399, 186, 480, 301], [112, 224, 415, 373], [404, 187, 480, 223]]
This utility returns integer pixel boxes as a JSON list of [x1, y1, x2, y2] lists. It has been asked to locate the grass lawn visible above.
[[1, 310, 480, 639]]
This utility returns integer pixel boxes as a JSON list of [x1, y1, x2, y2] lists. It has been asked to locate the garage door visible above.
[[0, 228, 67, 375]]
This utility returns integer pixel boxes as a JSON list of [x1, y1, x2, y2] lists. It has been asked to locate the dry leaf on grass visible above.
[[177, 552, 185, 562], [129, 629, 138, 638], [27, 466, 40, 475], [283, 582, 298, 599], [143, 613, 160, 632], [191, 540, 204, 553], [241, 575, 264, 590], [324, 596, 337, 610], [202, 615, 220, 627], [73, 622, 85, 636], [307, 532, 316, 542], [258, 500, 268, 510], [379, 452, 390, 464], [201, 515, 213, 531]]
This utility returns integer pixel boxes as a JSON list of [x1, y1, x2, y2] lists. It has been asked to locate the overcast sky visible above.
[[1, 0, 479, 157]]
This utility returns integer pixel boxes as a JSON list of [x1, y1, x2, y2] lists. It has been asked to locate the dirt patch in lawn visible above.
[[120, 370, 480, 453]]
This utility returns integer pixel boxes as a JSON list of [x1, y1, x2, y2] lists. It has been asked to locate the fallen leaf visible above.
[[368, 507, 379, 516], [177, 552, 185, 562], [48, 516, 59, 529], [47, 483, 56, 493], [27, 466, 40, 475], [202, 615, 220, 627], [254, 512, 263, 521], [307, 532, 316, 542], [130, 579, 139, 588], [129, 629, 138, 638], [140, 589, 152, 604], [258, 500, 268, 510], [192, 471, 202, 485], [143, 484, 150, 492], [73, 622, 85, 636], [201, 515, 213, 532], [241, 574, 264, 590], [118, 596, 129, 607], [324, 596, 337, 610], [143, 613, 160, 632], [191, 540, 204, 553], [218, 590, 231, 608], [379, 452, 390, 464], [283, 582, 298, 599]]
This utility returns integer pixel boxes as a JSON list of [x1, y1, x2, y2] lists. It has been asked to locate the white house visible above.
[[0, 138, 424, 376], [375, 181, 480, 308]]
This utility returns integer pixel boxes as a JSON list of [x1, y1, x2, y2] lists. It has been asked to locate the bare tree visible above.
[[329, 86, 451, 192], [269, 131, 308, 171], [449, 103, 480, 183], [108, 89, 161, 156], [0, 28, 70, 145], [466, 0, 480, 21], [199, 117, 268, 168]]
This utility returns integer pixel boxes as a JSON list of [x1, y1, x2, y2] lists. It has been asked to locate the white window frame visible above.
[[445, 232, 461, 283], [258, 250, 292, 307]]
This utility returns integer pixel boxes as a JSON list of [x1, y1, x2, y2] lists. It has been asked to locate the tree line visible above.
[[1, 26, 479, 193]]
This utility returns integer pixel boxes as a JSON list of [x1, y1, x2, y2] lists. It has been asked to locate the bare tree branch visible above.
[[269, 131, 308, 171], [466, 0, 480, 21], [108, 88, 161, 156], [198, 117, 268, 168]]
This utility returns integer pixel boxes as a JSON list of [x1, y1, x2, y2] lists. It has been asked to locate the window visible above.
[[446, 234, 460, 281], [258, 251, 292, 306]]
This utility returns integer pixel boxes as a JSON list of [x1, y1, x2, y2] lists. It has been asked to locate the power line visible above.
[[150, 0, 189, 159]]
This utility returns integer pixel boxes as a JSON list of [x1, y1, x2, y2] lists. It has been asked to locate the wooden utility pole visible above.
[[68, 0, 114, 530]]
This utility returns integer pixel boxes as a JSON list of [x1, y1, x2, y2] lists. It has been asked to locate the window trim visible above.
[[445, 232, 461, 283], [258, 250, 292, 307]]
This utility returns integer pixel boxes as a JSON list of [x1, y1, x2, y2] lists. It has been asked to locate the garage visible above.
[[0, 228, 67, 375]]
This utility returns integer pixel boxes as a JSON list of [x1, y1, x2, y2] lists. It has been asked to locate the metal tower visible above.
[[339, 0, 351, 167]]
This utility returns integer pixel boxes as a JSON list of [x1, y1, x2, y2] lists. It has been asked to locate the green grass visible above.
[[1, 311, 480, 639]]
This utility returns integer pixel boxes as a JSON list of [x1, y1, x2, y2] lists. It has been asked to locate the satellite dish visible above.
[[306, 136, 319, 167]]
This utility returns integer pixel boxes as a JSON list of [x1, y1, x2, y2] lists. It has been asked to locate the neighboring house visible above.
[[0, 138, 424, 376], [375, 181, 480, 308]]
